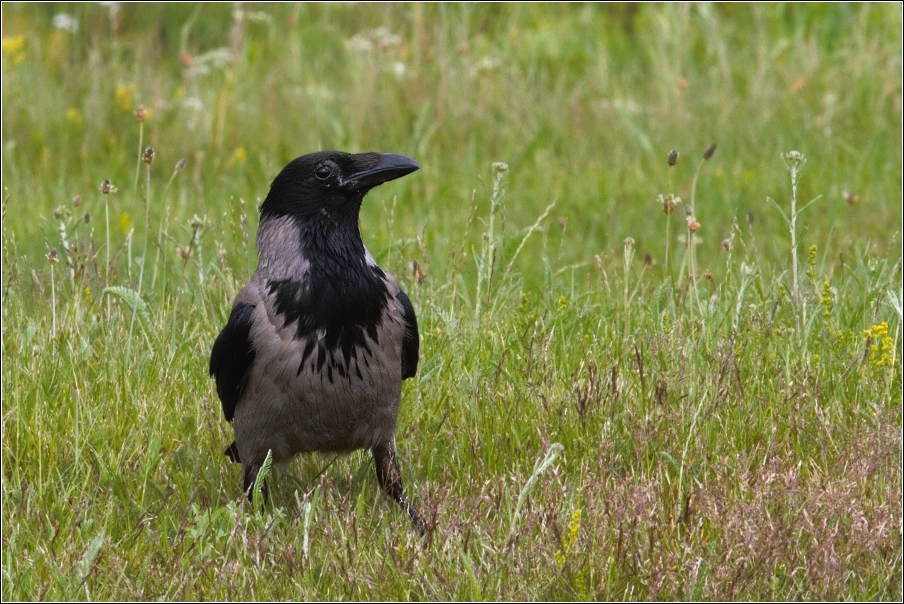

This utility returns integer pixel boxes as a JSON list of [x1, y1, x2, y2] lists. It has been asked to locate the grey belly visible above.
[[233, 337, 402, 465]]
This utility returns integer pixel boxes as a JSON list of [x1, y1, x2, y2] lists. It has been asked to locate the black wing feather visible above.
[[396, 291, 419, 380], [209, 302, 256, 422]]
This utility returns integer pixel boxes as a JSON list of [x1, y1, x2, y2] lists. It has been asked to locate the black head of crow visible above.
[[209, 151, 424, 532]]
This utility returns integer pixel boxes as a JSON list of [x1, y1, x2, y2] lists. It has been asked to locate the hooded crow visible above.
[[209, 151, 424, 531]]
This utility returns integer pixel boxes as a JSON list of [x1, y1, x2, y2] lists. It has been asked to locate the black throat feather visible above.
[[265, 212, 389, 378]]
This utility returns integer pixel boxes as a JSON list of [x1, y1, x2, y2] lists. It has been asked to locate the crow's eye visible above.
[[314, 164, 332, 180]]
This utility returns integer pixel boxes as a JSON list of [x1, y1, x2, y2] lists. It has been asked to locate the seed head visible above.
[[135, 105, 147, 122], [703, 143, 717, 160], [660, 193, 679, 215], [47, 248, 59, 264], [687, 216, 700, 232], [721, 238, 732, 251], [142, 146, 155, 165], [492, 162, 509, 174], [667, 149, 679, 166], [175, 157, 187, 172], [784, 150, 805, 170], [83, 212, 91, 224], [843, 191, 858, 205], [807, 245, 817, 267], [53, 205, 71, 221], [410, 260, 426, 284], [72, 195, 82, 208], [100, 179, 117, 194], [684, 204, 693, 216]]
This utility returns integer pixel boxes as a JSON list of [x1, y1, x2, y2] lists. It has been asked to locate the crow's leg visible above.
[[372, 439, 426, 534], [242, 462, 268, 503]]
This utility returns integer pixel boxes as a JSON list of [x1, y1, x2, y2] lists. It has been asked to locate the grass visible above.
[[2, 3, 902, 600]]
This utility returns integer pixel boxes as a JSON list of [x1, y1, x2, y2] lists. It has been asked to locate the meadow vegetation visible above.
[[2, 3, 901, 599]]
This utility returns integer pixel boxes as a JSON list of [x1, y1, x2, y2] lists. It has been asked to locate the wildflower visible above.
[[119, 212, 132, 234], [2, 35, 26, 55], [721, 238, 732, 251], [410, 260, 426, 284], [142, 146, 155, 165], [703, 143, 717, 160], [492, 162, 509, 174], [175, 157, 187, 171], [843, 191, 859, 205], [66, 107, 84, 126], [100, 179, 117, 194], [72, 195, 82, 208], [47, 248, 59, 264], [554, 508, 582, 567], [115, 84, 136, 113], [687, 217, 700, 232], [660, 193, 679, 214], [52, 14, 79, 33], [135, 105, 147, 122], [228, 147, 247, 166], [667, 149, 679, 166], [821, 282, 834, 318], [864, 322, 894, 367], [784, 150, 805, 171], [806, 245, 817, 280], [2, 35, 27, 65]]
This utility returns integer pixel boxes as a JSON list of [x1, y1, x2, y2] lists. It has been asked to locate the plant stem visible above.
[[134, 120, 144, 190], [789, 162, 801, 331]]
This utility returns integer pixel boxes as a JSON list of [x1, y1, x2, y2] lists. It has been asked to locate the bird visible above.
[[209, 150, 425, 532]]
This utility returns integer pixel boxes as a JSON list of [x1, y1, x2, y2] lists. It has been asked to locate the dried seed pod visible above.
[[667, 149, 679, 166]]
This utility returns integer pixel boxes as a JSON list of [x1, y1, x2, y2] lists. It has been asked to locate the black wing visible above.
[[209, 302, 257, 422], [396, 291, 419, 380]]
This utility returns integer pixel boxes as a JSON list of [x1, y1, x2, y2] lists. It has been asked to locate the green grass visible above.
[[2, 3, 901, 600]]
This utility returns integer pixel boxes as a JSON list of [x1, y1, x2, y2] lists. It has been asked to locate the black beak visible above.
[[342, 153, 420, 192]]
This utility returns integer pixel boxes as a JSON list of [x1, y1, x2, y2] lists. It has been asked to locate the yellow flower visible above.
[[115, 84, 136, 113], [119, 211, 133, 234], [1, 35, 26, 65], [228, 147, 248, 166], [554, 508, 582, 568], [66, 107, 84, 126], [864, 322, 894, 367], [821, 281, 834, 318]]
